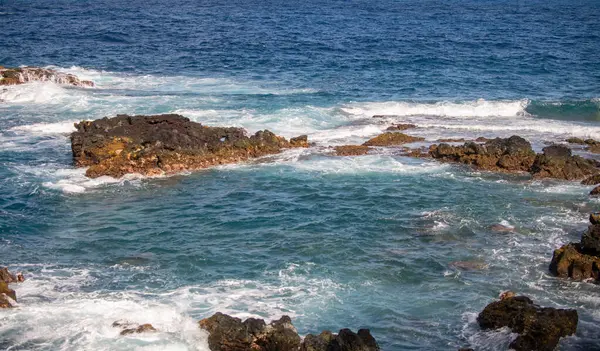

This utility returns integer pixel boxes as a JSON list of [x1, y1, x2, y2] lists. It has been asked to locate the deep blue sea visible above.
[[1, 0, 600, 350]]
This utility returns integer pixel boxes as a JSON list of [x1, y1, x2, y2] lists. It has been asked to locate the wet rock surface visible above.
[[429, 136, 536, 173], [0, 66, 94, 87], [362, 132, 424, 146], [112, 321, 158, 335], [199, 313, 379, 351], [477, 295, 578, 351], [334, 145, 371, 156], [386, 123, 416, 131], [530, 144, 599, 180], [0, 267, 23, 308], [71, 114, 307, 178], [550, 215, 600, 281]]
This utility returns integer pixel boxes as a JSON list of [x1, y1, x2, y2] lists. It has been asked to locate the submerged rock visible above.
[[530, 144, 599, 180], [362, 132, 424, 146], [386, 123, 416, 131], [0, 66, 94, 87], [113, 321, 157, 335], [198, 313, 379, 351], [334, 145, 371, 156], [477, 295, 578, 351], [429, 136, 536, 173], [71, 114, 308, 178]]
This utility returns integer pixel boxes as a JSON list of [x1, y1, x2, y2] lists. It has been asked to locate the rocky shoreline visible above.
[[0, 66, 94, 87]]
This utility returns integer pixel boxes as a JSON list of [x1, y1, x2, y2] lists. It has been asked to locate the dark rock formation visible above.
[[437, 138, 466, 143], [386, 123, 416, 131], [334, 145, 371, 156], [198, 313, 379, 351], [582, 174, 600, 185], [477, 295, 578, 351], [591, 185, 600, 196], [429, 136, 536, 173], [0, 66, 94, 87], [113, 321, 157, 335], [566, 137, 586, 145], [550, 243, 600, 281], [550, 215, 600, 281], [362, 132, 424, 146], [530, 144, 599, 180], [71, 114, 308, 178]]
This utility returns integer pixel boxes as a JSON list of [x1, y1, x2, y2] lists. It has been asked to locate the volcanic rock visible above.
[[549, 243, 600, 281], [530, 144, 599, 180], [334, 145, 371, 156], [199, 313, 379, 351], [581, 174, 600, 185], [363, 132, 424, 146], [429, 136, 536, 173], [477, 295, 578, 351], [71, 114, 308, 178], [0, 66, 94, 87]]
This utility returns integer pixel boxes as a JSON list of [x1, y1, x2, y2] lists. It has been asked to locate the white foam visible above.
[[10, 121, 78, 134], [0, 81, 74, 104], [341, 99, 529, 118]]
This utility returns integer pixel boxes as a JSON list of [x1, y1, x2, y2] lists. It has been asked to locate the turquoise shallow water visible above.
[[1, 0, 600, 350]]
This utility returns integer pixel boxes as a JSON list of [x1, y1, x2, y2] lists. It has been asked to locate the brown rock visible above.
[[334, 145, 371, 156], [120, 323, 157, 335], [581, 224, 600, 255], [566, 137, 585, 144], [437, 138, 465, 143], [71, 114, 308, 178], [429, 136, 535, 173], [530, 144, 599, 180], [591, 185, 600, 196], [477, 295, 578, 351], [386, 123, 416, 131], [0, 267, 17, 283], [549, 243, 600, 281], [362, 132, 424, 147], [590, 213, 600, 225], [290, 135, 309, 148], [475, 137, 490, 142], [0, 282, 16, 308], [582, 174, 600, 185], [0, 66, 94, 87]]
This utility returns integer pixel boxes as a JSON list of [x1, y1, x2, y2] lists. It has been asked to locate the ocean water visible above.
[[1, 0, 600, 350]]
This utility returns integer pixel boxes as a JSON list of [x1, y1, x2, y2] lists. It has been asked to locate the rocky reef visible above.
[[362, 132, 424, 146], [70, 114, 308, 178], [334, 145, 371, 156], [429, 136, 536, 173], [530, 144, 599, 180], [550, 213, 600, 281], [199, 312, 379, 351], [477, 294, 578, 351], [0, 66, 94, 87]]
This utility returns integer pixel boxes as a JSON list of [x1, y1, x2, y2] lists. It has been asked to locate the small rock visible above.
[[590, 213, 600, 225], [334, 145, 371, 156], [386, 123, 416, 131], [549, 243, 600, 281], [0, 282, 16, 308], [566, 137, 585, 144], [290, 135, 309, 148], [591, 185, 600, 196], [581, 224, 600, 255], [581, 174, 600, 185], [120, 323, 157, 335], [499, 291, 515, 300], [530, 144, 599, 180], [0, 267, 17, 283], [363, 132, 424, 146]]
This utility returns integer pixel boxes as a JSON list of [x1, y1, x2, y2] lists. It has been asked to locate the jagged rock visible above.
[[0, 282, 16, 308], [0, 267, 17, 283], [530, 144, 599, 180], [334, 145, 371, 156], [113, 321, 157, 335], [0, 66, 94, 87], [71, 114, 307, 178], [386, 123, 416, 131], [582, 174, 600, 185], [477, 295, 578, 351], [290, 135, 309, 148], [549, 243, 600, 281], [590, 213, 600, 225], [199, 313, 378, 351], [362, 132, 424, 146], [429, 136, 535, 173], [591, 185, 600, 196]]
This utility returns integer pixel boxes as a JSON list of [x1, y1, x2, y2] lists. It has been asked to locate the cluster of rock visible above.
[[0, 66, 94, 87], [0, 267, 24, 308], [198, 312, 379, 351], [70, 114, 309, 178], [474, 293, 578, 351], [550, 213, 600, 281], [566, 137, 600, 154]]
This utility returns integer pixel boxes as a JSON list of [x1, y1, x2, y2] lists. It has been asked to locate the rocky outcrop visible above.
[[362, 132, 424, 146], [386, 124, 416, 131], [582, 174, 600, 185], [566, 137, 600, 153], [71, 114, 308, 178], [0, 282, 16, 308], [334, 145, 371, 156], [198, 313, 379, 351], [0, 66, 94, 87], [477, 294, 578, 351], [0, 267, 23, 283], [530, 144, 599, 180], [550, 215, 600, 281], [429, 136, 536, 173], [591, 185, 600, 196]]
